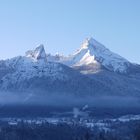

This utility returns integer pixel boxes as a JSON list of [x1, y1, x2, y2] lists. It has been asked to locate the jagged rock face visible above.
[[25, 44, 47, 61], [47, 53, 65, 62]]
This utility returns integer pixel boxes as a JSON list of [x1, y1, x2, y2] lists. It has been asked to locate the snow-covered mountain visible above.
[[0, 37, 140, 99], [45, 38, 131, 74], [58, 38, 130, 74], [0, 45, 112, 96], [0, 46, 64, 90], [0, 45, 70, 90]]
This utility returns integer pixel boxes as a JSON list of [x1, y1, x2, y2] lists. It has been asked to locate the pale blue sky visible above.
[[0, 0, 140, 63]]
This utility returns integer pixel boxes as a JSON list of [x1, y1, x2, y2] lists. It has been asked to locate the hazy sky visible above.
[[0, 0, 140, 63]]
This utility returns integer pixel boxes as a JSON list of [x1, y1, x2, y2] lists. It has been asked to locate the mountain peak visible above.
[[25, 44, 47, 61], [63, 37, 130, 73], [81, 37, 107, 52], [85, 37, 96, 45]]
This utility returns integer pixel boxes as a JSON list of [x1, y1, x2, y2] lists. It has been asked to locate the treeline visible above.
[[0, 120, 140, 140], [0, 121, 92, 140]]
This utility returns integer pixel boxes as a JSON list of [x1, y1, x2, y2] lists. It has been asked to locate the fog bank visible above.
[[0, 92, 140, 108]]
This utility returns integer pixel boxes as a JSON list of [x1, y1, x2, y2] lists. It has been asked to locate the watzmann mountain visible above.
[[0, 38, 140, 100]]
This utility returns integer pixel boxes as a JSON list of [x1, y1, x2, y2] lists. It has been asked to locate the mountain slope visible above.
[[0, 45, 113, 97]]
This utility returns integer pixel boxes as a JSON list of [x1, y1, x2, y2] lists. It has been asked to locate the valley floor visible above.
[[0, 106, 140, 140], [0, 115, 140, 140]]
